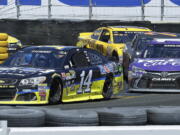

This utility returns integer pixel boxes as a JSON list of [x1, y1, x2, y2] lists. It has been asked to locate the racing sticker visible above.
[[77, 70, 92, 94], [137, 59, 180, 67], [98, 63, 116, 75]]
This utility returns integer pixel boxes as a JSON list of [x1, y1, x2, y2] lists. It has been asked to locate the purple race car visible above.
[[128, 39, 180, 92]]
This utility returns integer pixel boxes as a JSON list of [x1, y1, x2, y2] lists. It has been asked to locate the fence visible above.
[[0, 0, 180, 22]]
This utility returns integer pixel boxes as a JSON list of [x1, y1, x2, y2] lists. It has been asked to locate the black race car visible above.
[[0, 45, 123, 104]]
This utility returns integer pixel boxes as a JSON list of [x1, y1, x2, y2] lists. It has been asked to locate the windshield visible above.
[[113, 31, 145, 43], [3, 50, 66, 68], [143, 44, 180, 58]]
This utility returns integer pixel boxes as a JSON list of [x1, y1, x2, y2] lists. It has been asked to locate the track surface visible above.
[[15, 89, 180, 110]]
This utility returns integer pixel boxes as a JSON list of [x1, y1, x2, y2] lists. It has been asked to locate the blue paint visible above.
[[0, 0, 7, 5], [170, 0, 180, 5], [58, 0, 151, 7], [17, 90, 38, 94], [17, 0, 41, 5]]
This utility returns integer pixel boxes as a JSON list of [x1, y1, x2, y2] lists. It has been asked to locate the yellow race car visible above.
[[77, 26, 151, 63]]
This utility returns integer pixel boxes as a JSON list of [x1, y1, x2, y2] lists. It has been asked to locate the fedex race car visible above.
[[128, 39, 180, 92], [0, 46, 123, 104]]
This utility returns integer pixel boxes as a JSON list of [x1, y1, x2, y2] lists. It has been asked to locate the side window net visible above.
[[71, 52, 89, 67]]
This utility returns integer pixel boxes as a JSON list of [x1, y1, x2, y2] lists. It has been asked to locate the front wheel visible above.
[[102, 77, 113, 99], [49, 79, 63, 104]]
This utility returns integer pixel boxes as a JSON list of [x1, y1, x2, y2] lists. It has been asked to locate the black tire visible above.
[[102, 77, 113, 99], [49, 79, 63, 104], [147, 107, 180, 125], [45, 109, 99, 126], [0, 109, 45, 127], [112, 52, 119, 62], [98, 108, 147, 126]]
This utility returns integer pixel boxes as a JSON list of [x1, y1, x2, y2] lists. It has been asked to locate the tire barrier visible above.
[[0, 41, 8, 47], [0, 109, 45, 127], [98, 108, 147, 125], [0, 33, 8, 41], [0, 34, 9, 63], [147, 107, 180, 125], [0, 53, 8, 60], [45, 109, 99, 126], [0, 106, 180, 127]]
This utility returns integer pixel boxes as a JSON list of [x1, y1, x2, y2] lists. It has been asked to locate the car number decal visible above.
[[77, 70, 92, 94]]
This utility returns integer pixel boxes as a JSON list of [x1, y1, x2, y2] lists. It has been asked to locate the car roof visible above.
[[22, 45, 78, 51], [150, 38, 180, 45], [136, 32, 180, 38], [107, 26, 151, 31]]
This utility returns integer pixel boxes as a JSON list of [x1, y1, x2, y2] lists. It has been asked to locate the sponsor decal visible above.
[[152, 78, 175, 81], [137, 59, 180, 67], [65, 70, 76, 80]]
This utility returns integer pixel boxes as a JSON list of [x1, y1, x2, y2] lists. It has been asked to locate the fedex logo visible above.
[[0, 0, 180, 6]]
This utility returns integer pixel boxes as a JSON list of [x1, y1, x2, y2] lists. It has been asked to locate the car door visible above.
[[96, 29, 112, 56], [84, 49, 107, 99], [63, 49, 100, 101], [89, 28, 103, 49]]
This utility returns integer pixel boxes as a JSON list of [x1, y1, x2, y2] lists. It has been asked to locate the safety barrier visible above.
[[0, 107, 180, 134], [0, 33, 9, 64]]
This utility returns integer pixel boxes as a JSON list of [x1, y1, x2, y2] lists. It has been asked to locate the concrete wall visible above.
[[0, 19, 180, 46]]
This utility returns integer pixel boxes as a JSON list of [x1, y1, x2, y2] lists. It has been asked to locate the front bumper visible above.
[[0, 84, 50, 104]]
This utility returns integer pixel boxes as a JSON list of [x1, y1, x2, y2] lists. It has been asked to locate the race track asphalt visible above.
[[15, 89, 180, 110]]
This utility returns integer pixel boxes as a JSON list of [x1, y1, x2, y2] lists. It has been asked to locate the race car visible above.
[[123, 31, 180, 81], [76, 26, 151, 63], [128, 38, 180, 92], [0, 45, 123, 104]]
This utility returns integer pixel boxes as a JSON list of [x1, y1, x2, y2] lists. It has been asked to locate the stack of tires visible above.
[[0, 33, 9, 64]]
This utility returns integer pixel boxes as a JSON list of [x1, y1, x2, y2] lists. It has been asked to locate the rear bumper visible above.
[[129, 88, 180, 93]]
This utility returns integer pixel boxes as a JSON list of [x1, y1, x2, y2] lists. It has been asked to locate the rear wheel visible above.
[[49, 79, 62, 104], [102, 77, 113, 99]]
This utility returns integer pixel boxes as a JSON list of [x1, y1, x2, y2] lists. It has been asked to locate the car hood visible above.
[[132, 58, 180, 71], [0, 67, 56, 79]]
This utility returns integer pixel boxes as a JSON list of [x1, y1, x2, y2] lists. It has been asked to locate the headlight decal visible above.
[[19, 76, 46, 86], [131, 66, 147, 77]]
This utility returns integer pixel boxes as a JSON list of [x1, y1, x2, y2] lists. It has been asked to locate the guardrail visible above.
[[4, 125, 180, 135]]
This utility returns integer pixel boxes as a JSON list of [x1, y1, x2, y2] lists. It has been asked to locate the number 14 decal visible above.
[[77, 70, 93, 94]]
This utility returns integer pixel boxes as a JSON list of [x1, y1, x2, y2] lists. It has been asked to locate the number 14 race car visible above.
[[0, 46, 123, 104]]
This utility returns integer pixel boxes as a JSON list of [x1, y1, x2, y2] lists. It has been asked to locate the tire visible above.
[[0, 47, 8, 53], [0, 53, 8, 60], [102, 77, 113, 99], [45, 109, 99, 126], [0, 61, 4, 64], [0, 33, 8, 41], [147, 107, 180, 125], [49, 79, 63, 104], [0, 41, 8, 47], [98, 108, 147, 126], [112, 51, 119, 62], [0, 109, 45, 127]]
